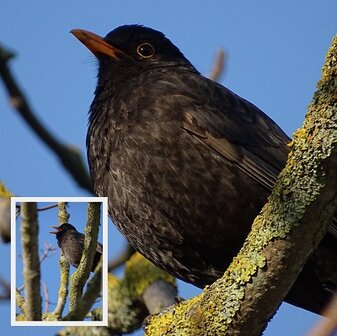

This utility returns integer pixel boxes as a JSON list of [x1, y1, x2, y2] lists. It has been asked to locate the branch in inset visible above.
[[20, 202, 42, 320], [58, 202, 70, 224], [68, 202, 101, 316], [53, 253, 70, 319], [63, 258, 102, 321]]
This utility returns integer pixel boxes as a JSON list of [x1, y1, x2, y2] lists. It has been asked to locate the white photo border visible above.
[[11, 196, 108, 327]]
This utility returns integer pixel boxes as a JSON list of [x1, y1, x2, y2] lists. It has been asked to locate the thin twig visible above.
[[39, 242, 57, 264], [16, 202, 60, 213], [207, 49, 226, 82], [37, 203, 59, 211], [0, 44, 93, 193], [42, 281, 49, 313], [17, 243, 57, 293]]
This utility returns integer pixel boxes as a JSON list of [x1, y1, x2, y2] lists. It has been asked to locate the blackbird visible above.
[[50, 223, 102, 272], [71, 25, 337, 314]]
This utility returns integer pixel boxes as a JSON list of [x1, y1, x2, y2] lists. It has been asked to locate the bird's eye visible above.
[[136, 43, 155, 58]]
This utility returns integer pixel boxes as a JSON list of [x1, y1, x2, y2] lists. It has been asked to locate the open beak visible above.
[[50, 226, 62, 235], [70, 29, 122, 60]]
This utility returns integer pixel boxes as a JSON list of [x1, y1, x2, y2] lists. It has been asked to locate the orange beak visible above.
[[70, 29, 122, 59], [50, 226, 62, 235]]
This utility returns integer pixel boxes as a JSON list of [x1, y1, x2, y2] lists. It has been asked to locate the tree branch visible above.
[[59, 253, 176, 335], [0, 45, 93, 193], [108, 243, 135, 272], [63, 258, 102, 321], [52, 253, 70, 319], [68, 202, 101, 316], [0, 182, 12, 243], [20, 202, 42, 320], [58, 202, 70, 224], [0, 276, 10, 300], [16, 289, 25, 314], [145, 34, 337, 336]]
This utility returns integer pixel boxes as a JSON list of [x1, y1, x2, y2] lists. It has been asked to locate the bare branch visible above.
[[37, 203, 59, 212], [39, 243, 57, 264], [108, 243, 135, 272], [207, 49, 226, 81], [0, 45, 93, 193], [0, 276, 10, 300], [42, 281, 49, 313]]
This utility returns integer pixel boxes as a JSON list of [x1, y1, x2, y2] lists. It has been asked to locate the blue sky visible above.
[[1, 1, 336, 335]]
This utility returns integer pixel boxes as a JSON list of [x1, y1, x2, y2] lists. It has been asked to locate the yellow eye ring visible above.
[[136, 43, 155, 58]]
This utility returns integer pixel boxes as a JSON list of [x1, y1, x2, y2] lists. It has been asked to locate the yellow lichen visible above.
[[124, 252, 176, 297], [0, 181, 13, 198]]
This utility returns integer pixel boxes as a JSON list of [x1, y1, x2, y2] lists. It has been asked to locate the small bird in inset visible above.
[[71, 25, 337, 314], [50, 223, 102, 272]]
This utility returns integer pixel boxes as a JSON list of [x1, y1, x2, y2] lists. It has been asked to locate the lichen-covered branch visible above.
[[52, 253, 70, 319], [145, 34, 337, 336], [124, 253, 177, 315], [59, 253, 176, 335], [63, 258, 102, 321], [69, 202, 101, 314], [0, 45, 93, 193], [58, 202, 70, 224], [0, 182, 13, 243], [16, 289, 25, 313], [50, 202, 71, 319], [20, 202, 42, 320]]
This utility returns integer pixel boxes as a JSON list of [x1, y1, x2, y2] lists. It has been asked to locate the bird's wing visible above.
[[77, 234, 103, 254], [180, 79, 289, 190], [180, 77, 337, 237], [96, 241, 103, 254]]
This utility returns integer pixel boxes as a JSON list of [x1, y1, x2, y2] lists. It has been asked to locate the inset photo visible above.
[[10, 197, 108, 326]]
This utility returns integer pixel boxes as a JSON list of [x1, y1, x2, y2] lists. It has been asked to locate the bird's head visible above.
[[50, 223, 77, 239], [71, 25, 195, 86]]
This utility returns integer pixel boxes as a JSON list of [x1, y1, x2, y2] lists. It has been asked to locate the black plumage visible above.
[[50, 223, 102, 272], [71, 25, 337, 314]]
